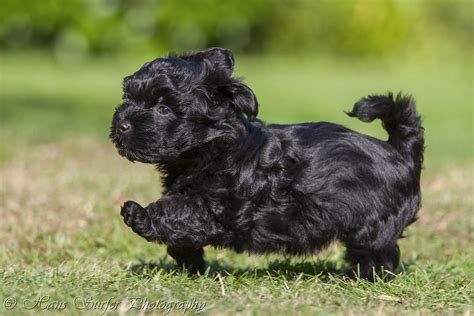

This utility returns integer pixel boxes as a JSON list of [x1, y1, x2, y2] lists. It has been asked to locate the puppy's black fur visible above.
[[110, 48, 424, 281]]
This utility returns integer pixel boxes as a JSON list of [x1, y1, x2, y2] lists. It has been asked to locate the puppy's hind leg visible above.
[[344, 244, 400, 281], [167, 246, 205, 275]]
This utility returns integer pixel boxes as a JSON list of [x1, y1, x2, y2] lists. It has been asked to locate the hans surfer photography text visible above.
[[1, 0, 472, 315], [3, 296, 206, 314]]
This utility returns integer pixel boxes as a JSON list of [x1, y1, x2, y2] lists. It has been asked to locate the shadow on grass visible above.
[[126, 256, 417, 282], [127, 257, 343, 281]]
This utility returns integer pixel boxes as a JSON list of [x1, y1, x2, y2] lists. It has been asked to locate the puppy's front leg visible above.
[[167, 246, 205, 274], [121, 200, 158, 242], [121, 195, 216, 274]]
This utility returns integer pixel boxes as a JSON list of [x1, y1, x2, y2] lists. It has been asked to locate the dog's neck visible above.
[[157, 119, 268, 189]]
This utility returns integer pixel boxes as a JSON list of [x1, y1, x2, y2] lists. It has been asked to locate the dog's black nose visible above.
[[118, 121, 131, 133]]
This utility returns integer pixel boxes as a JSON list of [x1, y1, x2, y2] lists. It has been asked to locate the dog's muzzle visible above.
[[117, 120, 132, 134]]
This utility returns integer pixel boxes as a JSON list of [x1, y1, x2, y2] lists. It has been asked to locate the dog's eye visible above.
[[156, 105, 171, 115]]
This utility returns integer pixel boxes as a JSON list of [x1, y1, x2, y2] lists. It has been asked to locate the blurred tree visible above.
[[258, 0, 407, 56], [153, 0, 267, 52], [426, 0, 473, 50], [0, 0, 470, 58]]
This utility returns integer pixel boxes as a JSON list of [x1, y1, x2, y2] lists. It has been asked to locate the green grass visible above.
[[0, 52, 473, 315]]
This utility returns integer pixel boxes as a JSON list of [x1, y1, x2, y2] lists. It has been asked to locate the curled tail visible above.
[[346, 92, 424, 177]]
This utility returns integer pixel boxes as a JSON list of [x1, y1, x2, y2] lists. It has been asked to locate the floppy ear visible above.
[[226, 81, 259, 121], [181, 47, 234, 77]]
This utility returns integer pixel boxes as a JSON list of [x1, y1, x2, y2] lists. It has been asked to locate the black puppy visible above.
[[110, 48, 424, 281]]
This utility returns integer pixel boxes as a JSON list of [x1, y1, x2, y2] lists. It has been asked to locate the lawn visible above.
[[0, 52, 472, 315]]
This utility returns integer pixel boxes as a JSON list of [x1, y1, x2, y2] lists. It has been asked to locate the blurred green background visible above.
[[1, 0, 472, 57], [0, 0, 472, 168], [0, 2, 473, 313]]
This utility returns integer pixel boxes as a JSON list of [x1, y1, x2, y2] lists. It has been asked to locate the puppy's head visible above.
[[110, 47, 258, 163]]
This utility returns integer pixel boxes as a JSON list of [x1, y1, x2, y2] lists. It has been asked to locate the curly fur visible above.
[[110, 48, 424, 281]]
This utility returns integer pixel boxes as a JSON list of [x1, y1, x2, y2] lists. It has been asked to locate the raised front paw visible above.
[[120, 200, 156, 241], [121, 200, 144, 226]]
